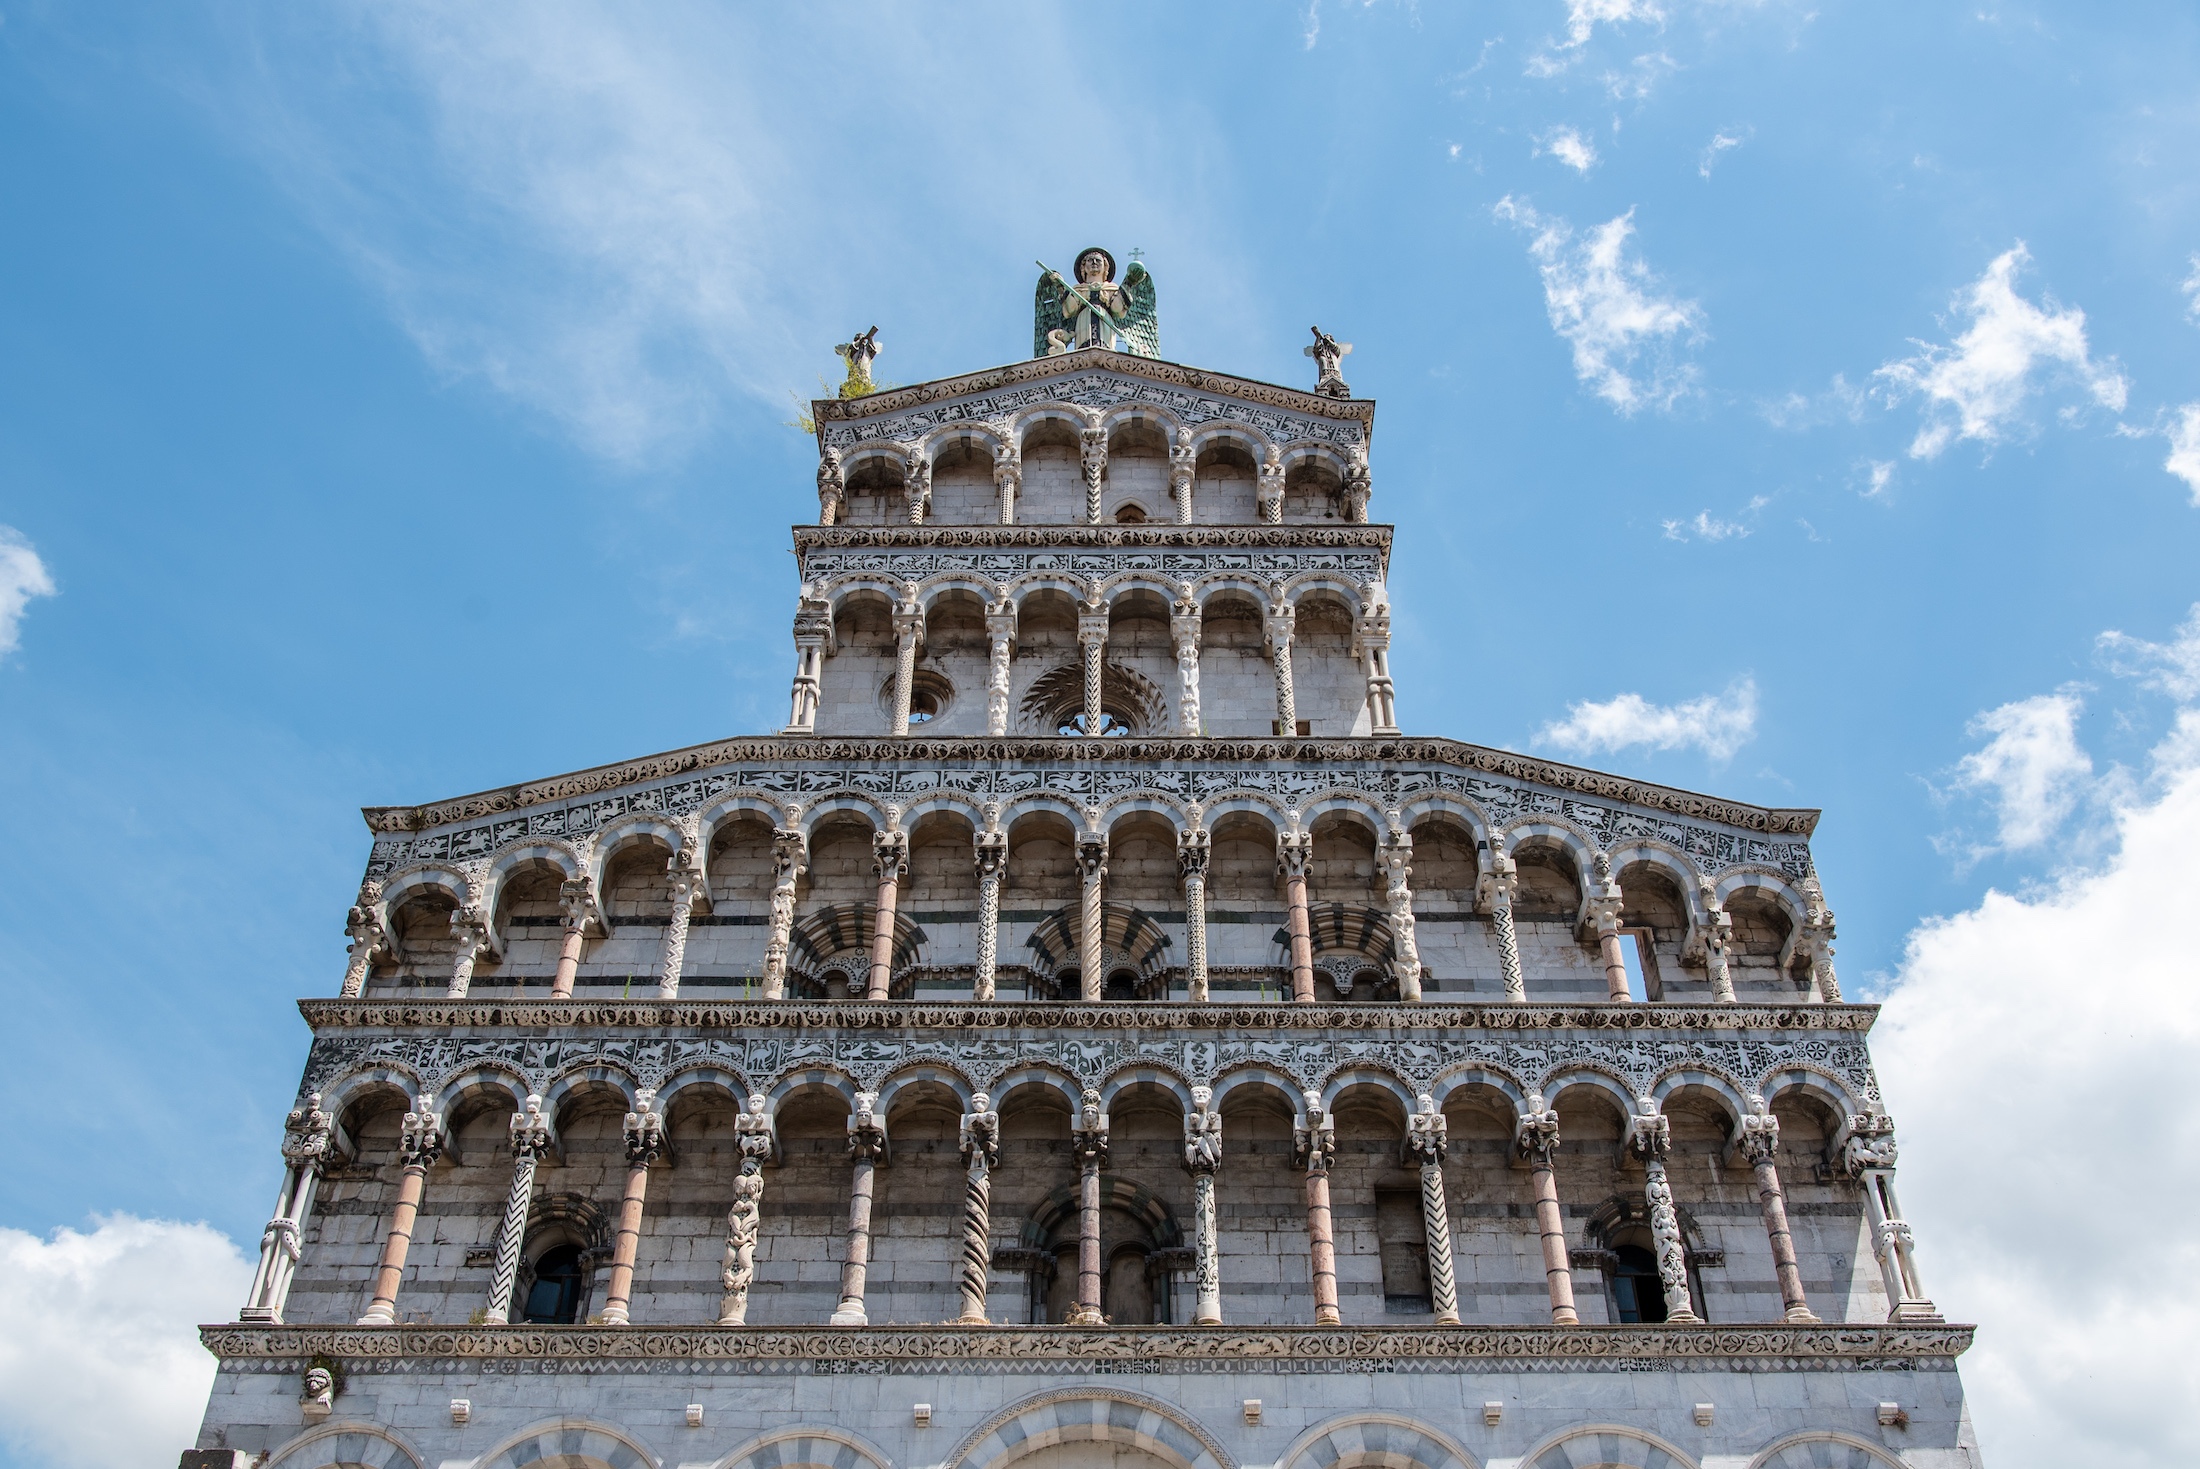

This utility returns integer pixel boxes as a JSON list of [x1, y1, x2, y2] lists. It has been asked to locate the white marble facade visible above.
[[189, 348, 1980, 1469]]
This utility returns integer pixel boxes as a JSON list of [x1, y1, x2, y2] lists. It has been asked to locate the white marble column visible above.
[[1355, 603, 1399, 735], [815, 447, 845, 525], [761, 824, 805, 1000], [1171, 600, 1203, 735], [1406, 1096, 1460, 1324], [992, 441, 1020, 525], [1077, 602, 1109, 734], [1841, 1113, 1940, 1322], [832, 1093, 887, 1325], [657, 859, 703, 1000], [957, 1093, 1000, 1323], [1080, 421, 1107, 523], [1076, 832, 1107, 1002], [1516, 1099, 1578, 1325], [718, 1096, 776, 1325], [1344, 447, 1372, 523], [1483, 853, 1526, 1001], [1800, 878, 1843, 1002], [1177, 827, 1211, 1002], [599, 1091, 664, 1326], [1628, 1107, 1700, 1322], [445, 908, 491, 1000], [1587, 858, 1630, 1001], [985, 601, 1017, 736], [904, 454, 931, 525], [888, 599, 924, 737], [1183, 1086, 1222, 1325], [1170, 428, 1196, 524], [485, 1096, 552, 1324], [1266, 601, 1297, 735], [1379, 826, 1424, 1001], [783, 598, 832, 735], [358, 1104, 443, 1325], [1257, 447, 1285, 523], [240, 1093, 334, 1323], [973, 824, 1007, 1000], [550, 879, 598, 1001], [339, 884, 386, 998]]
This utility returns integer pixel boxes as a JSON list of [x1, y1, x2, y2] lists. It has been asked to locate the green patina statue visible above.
[[1033, 247, 1158, 359]]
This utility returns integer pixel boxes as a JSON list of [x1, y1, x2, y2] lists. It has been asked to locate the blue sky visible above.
[[2, 4, 2198, 1466]]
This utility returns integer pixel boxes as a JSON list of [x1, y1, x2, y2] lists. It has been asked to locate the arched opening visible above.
[[1727, 888, 1801, 997], [1104, 418, 1170, 524], [522, 1243, 585, 1324], [1018, 419, 1085, 524], [1291, 589, 1361, 736], [824, 588, 897, 736], [1206, 811, 1282, 997], [929, 437, 998, 523], [1282, 457, 1344, 521], [1213, 1079, 1304, 1323], [1114, 504, 1147, 523], [488, 860, 568, 989], [1615, 861, 1689, 1001], [382, 884, 461, 990], [843, 454, 908, 526], [1192, 439, 1259, 523], [1196, 590, 1270, 736]]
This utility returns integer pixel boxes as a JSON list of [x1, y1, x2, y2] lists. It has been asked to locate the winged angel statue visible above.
[[1034, 247, 1159, 358]]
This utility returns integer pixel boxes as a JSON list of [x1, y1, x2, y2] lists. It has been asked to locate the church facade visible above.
[[188, 257, 1980, 1469]]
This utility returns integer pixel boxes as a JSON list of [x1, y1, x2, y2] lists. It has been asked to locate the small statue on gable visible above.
[[1305, 326, 1352, 397]]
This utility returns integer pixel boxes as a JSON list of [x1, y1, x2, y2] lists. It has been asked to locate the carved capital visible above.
[[1628, 1110, 1671, 1163], [1075, 834, 1108, 882], [622, 1091, 666, 1167], [1735, 1102, 1781, 1164], [734, 1095, 776, 1169], [1840, 1112, 1900, 1176], [1073, 1086, 1111, 1166], [974, 829, 1009, 880], [872, 829, 910, 882], [848, 1091, 887, 1162], [1276, 829, 1313, 880], [1405, 1097, 1448, 1167], [1293, 1090, 1336, 1172], [959, 1094, 1001, 1170], [1514, 1103, 1561, 1164], [399, 1106, 444, 1168], [509, 1094, 554, 1162], [281, 1093, 335, 1170], [1176, 826, 1212, 879], [1184, 1085, 1222, 1175]]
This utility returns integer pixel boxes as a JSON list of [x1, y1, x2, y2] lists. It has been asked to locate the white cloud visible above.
[[0, 1215, 252, 1469], [1537, 125, 1599, 172], [1561, 0, 1666, 48], [1697, 127, 1745, 177], [1945, 691, 2093, 853], [1876, 709, 2200, 1469], [1537, 678, 1756, 761], [1875, 244, 2129, 459], [2183, 253, 2200, 322], [1864, 459, 1895, 497], [1493, 197, 1703, 412], [2164, 403, 2200, 503], [0, 526, 56, 659], [1660, 510, 1748, 541], [2098, 602, 2200, 702]]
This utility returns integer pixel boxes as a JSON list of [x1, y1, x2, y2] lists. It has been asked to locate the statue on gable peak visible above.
[[1035, 247, 1158, 359]]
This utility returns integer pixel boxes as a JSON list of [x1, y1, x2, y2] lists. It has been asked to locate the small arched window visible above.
[[1114, 503, 1148, 524], [1611, 1243, 1668, 1323], [523, 1244, 585, 1324]]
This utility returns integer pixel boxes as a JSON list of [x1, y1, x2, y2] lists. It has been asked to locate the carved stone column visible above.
[[957, 1093, 1000, 1323], [1516, 1100, 1578, 1325], [718, 1095, 775, 1325], [1171, 600, 1203, 735], [339, 884, 386, 999], [357, 1104, 443, 1325], [888, 599, 924, 737], [1278, 830, 1316, 1003], [1354, 603, 1399, 735], [1702, 902, 1737, 1004], [599, 1090, 664, 1326], [657, 859, 703, 1000], [1068, 1089, 1109, 1324], [985, 601, 1017, 736], [1257, 447, 1285, 523], [1080, 420, 1107, 523], [485, 1096, 552, 1324], [241, 1093, 333, 1323], [1294, 1091, 1341, 1325], [867, 829, 908, 1001], [904, 454, 931, 525], [1800, 878, 1843, 1002], [973, 823, 1007, 1001], [816, 446, 845, 526], [831, 1092, 886, 1326], [1169, 428, 1196, 524], [1266, 600, 1298, 734], [783, 597, 831, 735], [1379, 826, 1424, 1002], [992, 440, 1020, 525], [1482, 853, 1526, 1001], [549, 879, 598, 1000], [1177, 827, 1211, 1002], [1183, 1086, 1222, 1325], [1076, 832, 1107, 1002], [1406, 1096, 1460, 1325], [445, 908, 490, 999], [1587, 858, 1630, 1001], [1840, 1113, 1941, 1323], [1628, 1107, 1700, 1322], [761, 824, 806, 1000], [1077, 602, 1109, 734], [1344, 447, 1372, 523], [1736, 1099, 1818, 1322]]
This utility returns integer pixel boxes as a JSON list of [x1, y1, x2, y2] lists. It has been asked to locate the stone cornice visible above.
[[200, 1321, 1969, 1368], [792, 524, 1393, 552], [299, 998, 1878, 1034], [812, 348, 1374, 431], [361, 736, 1820, 837]]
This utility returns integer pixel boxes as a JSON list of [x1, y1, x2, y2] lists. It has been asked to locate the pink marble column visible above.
[[1279, 832, 1316, 1003], [1737, 1101, 1818, 1322], [1516, 1102, 1578, 1325], [1068, 1088, 1109, 1324], [831, 1092, 887, 1325], [357, 1106, 442, 1325], [866, 830, 907, 1001], [1295, 1092, 1341, 1325]]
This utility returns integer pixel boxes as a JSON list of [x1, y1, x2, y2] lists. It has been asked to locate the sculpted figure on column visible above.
[[761, 823, 806, 1000], [985, 601, 1017, 736], [816, 445, 846, 526], [718, 1094, 776, 1326], [1840, 1111, 1940, 1322], [956, 1092, 1001, 1324], [1169, 427, 1196, 523], [1627, 1106, 1700, 1322], [1171, 598, 1203, 735], [903, 453, 931, 526], [1343, 444, 1372, 521], [445, 905, 491, 999], [992, 438, 1020, 524], [339, 881, 386, 998], [1405, 1095, 1461, 1325], [241, 1091, 335, 1323], [1256, 446, 1285, 523], [1183, 1085, 1223, 1325], [972, 820, 1008, 1001], [1798, 877, 1843, 1002], [1378, 825, 1424, 1001]]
